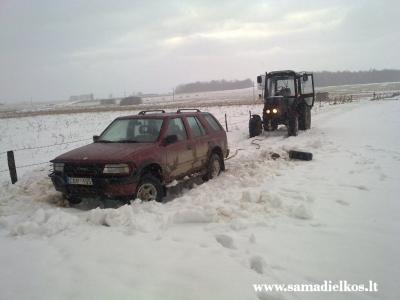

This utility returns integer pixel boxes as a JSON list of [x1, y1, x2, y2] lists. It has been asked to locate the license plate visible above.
[[67, 177, 93, 185]]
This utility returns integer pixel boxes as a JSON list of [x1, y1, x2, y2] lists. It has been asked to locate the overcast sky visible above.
[[1, 0, 399, 102]]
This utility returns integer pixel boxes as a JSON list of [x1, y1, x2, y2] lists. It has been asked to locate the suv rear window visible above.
[[204, 114, 223, 131], [187, 116, 206, 137]]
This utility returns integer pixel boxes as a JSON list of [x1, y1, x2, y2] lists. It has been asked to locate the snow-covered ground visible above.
[[0, 99, 399, 300]]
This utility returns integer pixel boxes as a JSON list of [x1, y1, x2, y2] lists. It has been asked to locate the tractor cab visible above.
[[268, 73, 296, 98], [258, 70, 315, 104]]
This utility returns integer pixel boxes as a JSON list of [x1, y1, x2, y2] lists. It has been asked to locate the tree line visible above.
[[175, 79, 253, 94], [313, 69, 400, 87]]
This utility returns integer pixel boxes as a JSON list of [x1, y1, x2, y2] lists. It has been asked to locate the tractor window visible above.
[[269, 78, 295, 97], [301, 75, 313, 94]]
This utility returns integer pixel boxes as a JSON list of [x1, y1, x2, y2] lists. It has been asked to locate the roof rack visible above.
[[138, 110, 166, 115], [177, 108, 201, 113]]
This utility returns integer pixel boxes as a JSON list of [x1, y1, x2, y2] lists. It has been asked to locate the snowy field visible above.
[[0, 98, 399, 300]]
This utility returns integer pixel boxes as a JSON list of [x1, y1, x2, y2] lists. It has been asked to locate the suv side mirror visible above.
[[163, 134, 178, 145], [93, 135, 100, 142], [257, 75, 262, 84], [302, 74, 308, 81]]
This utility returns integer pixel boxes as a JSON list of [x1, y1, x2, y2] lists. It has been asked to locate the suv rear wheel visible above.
[[135, 175, 163, 202], [203, 153, 223, 181]]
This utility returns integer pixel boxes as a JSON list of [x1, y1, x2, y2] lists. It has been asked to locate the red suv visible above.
[[50, 109, 229, 204]]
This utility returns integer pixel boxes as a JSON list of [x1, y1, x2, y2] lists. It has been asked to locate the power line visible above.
[[17, 161, 50, 169], [0, 161, 50, 173], [0, 137, 92, 155]]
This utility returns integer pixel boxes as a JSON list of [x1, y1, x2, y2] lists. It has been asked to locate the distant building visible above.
[[120, 96, 142, 106], [69, 94, 94, 102]]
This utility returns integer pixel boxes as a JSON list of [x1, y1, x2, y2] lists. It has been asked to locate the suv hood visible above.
[[53, 142, 155, 163]]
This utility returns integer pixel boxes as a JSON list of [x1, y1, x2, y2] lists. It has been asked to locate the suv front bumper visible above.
[[50, 173, 139, 199]]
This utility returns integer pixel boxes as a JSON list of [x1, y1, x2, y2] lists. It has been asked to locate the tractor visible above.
[[249, 70, 315, 137]]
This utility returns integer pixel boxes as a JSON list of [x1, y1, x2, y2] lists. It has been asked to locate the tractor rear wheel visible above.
[[299, 105, 311, 130], [305, 106, 311, 129]]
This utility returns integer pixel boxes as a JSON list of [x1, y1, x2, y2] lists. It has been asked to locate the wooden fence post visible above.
[[7, 151, 18, 184]]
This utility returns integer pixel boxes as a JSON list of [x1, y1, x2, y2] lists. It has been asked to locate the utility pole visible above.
[[172, 87, 175, 102]]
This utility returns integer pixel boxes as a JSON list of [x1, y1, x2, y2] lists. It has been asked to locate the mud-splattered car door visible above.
[[164, 117, 194, 179], [185, 116, 209, 169]]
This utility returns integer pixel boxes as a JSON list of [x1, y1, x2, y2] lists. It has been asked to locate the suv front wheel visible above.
[[64, 193, 82, 205], [135, 175, 163, 202]]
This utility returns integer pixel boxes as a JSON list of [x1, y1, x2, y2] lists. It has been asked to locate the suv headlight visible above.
[[103, 163, 131, 174], [53, 162, 64, 172]]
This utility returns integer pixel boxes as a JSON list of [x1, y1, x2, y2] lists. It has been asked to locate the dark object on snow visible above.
[[288, 150, 313, 161], [249, 114, 262, 137], [270, 152, 280, 160], [251, 70, 315, 137]]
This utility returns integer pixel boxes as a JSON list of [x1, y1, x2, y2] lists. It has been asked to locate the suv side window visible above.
[[166, 118, 187, 141], [204, 114, 223, 131], [187, 116, 206, 137]]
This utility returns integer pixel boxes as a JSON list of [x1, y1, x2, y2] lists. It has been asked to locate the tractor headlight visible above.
[[266, 109, 271, 114], [53, 162, 64, 172], [103, 163, 131, 174], [272, 108, 278, 114]]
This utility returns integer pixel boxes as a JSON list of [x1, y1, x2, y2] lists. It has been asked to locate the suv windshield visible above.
[[99, 118, 163, 143]]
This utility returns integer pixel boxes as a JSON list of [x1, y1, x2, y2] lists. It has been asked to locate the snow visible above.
[[215, 234, 236, 249], [0, 98, 400, 299]]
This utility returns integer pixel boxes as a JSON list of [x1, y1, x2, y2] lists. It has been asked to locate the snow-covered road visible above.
[[0, 99, 399, 300]]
